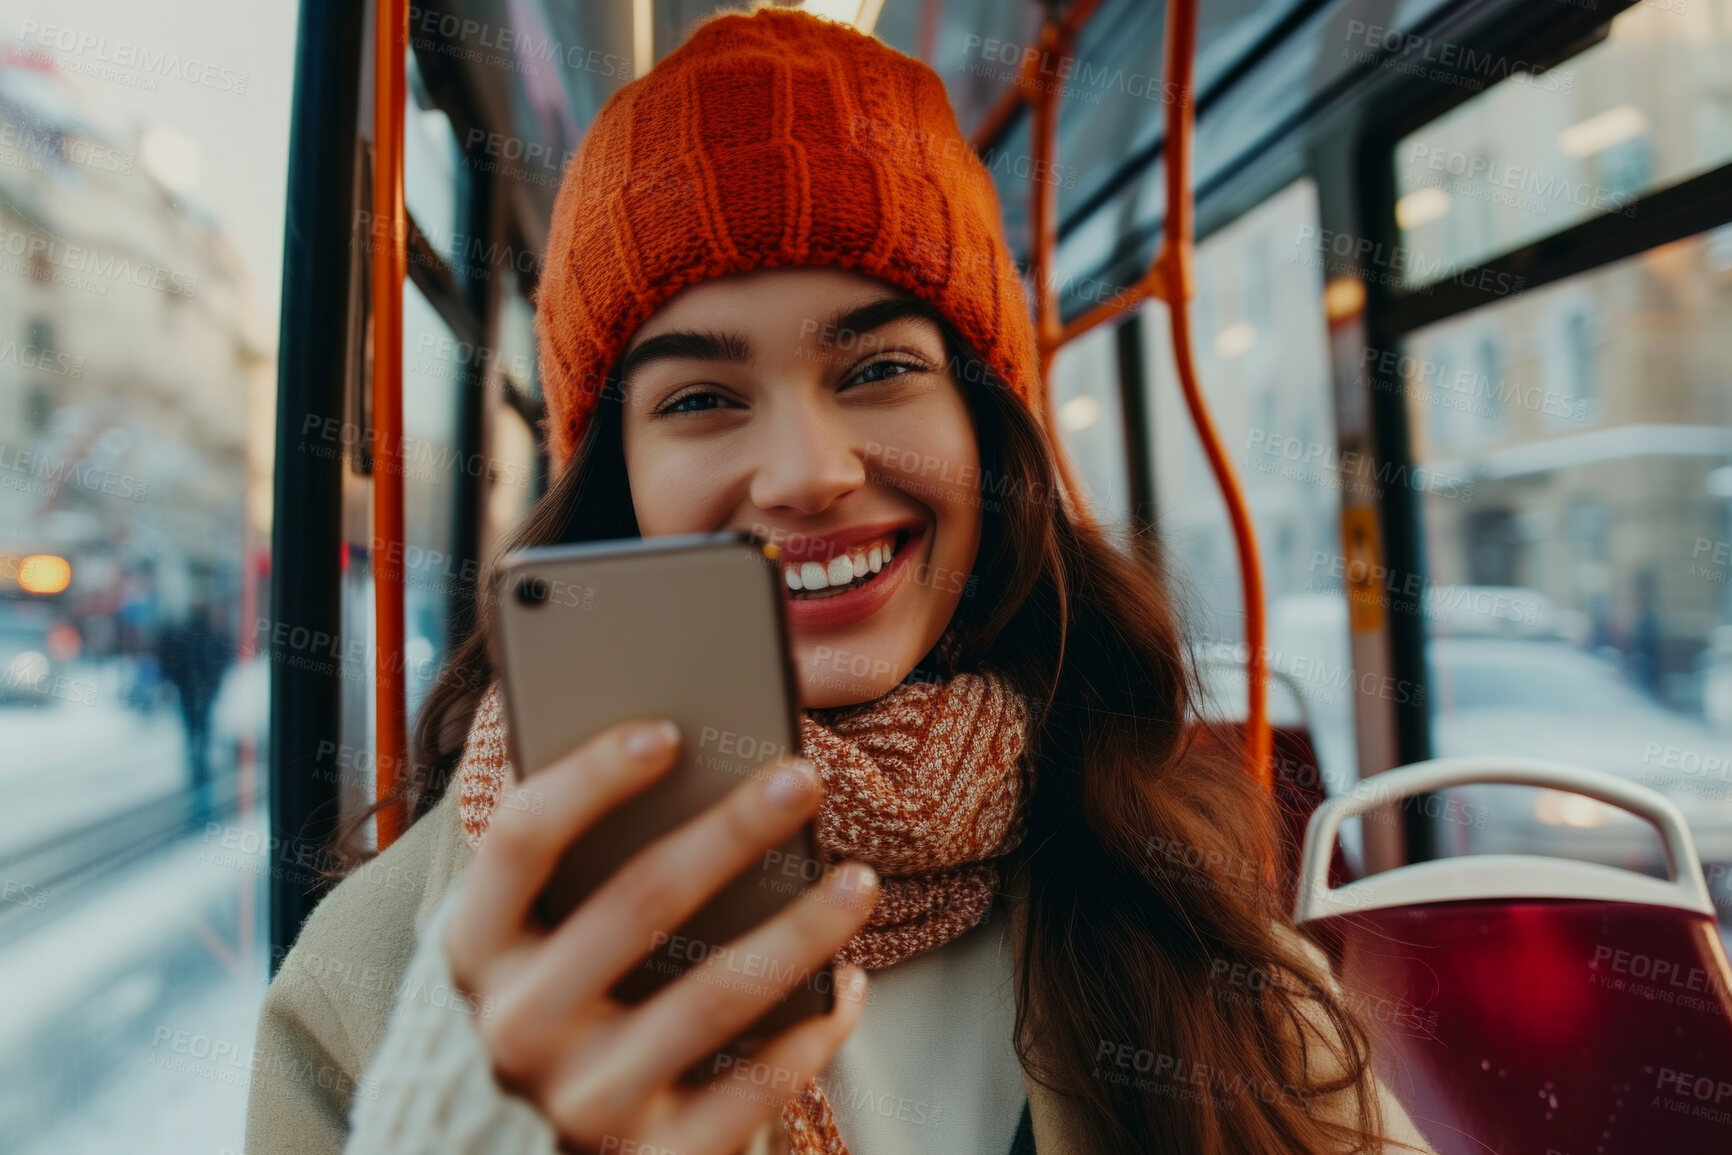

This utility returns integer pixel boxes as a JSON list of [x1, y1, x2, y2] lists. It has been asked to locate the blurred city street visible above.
[[1, 776, 266, 1155], [0, 659, 266, 1155], [0, 683, 183, 857]]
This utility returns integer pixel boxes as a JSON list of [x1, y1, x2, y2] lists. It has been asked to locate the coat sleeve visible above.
[[240, 777, 556, 1155], [338, 886, 798, 1155], [243, 862, 558, 1155], [245, 959, 363, 1155], [244, 780, 786, 1155], [341, 886, 561, 1153], [244, 786, 472, 1155]]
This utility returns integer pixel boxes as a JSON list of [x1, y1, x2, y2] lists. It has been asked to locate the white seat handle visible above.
[[1294, 755, 1716, 922]]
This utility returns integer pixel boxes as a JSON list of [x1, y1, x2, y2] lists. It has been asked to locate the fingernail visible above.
[[627, 719, 679, 758], [841, 862, 877, 893], [765, 759, 817, 807], [840, 964, 867, 1000]]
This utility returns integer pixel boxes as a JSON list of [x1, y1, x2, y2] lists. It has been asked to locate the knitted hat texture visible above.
[[533, 6, 1043, 470]]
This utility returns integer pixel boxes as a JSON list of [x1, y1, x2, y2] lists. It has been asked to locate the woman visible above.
[[245, 7, 1436, 1155]]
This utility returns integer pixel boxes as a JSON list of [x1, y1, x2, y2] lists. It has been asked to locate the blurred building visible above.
[[0, 48, 273, 653]]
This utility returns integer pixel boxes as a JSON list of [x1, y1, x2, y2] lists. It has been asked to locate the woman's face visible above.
[[619, 266, 982, 708]]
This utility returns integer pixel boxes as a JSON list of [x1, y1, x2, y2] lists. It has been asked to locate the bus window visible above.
[[1394, 1, 1732, 289], [480, 268, 543, 556], [1046, 325, 1130, 542], [1402, 230, 1732, 913], [0, 4, 298, 1152], [400, 285, 467, 719], [404, 51, 469, 274], [1381, 0, 1732, 915], [1140, 178, 1360, 798]]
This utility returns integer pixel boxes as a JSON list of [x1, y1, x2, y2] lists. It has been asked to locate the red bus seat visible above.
[[1194, 714, 1354, 909], [1267, 723, 1357, 908], [1295, 757, 1732, 1155]]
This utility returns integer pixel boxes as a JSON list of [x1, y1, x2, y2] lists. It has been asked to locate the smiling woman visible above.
[[243, 7, 1437, 1155], [619, 271, 982, 702]]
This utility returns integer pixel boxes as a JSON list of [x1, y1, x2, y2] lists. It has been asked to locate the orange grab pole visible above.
[[990, 0, 1272, 789], [372, 0, 409, 847], [1151, 0, 1271, 788]]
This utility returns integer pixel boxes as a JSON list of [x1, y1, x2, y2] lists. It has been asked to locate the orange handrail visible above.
[[987, 0, 1272, 789], [371, 0, 409, 847], [1153, 1, 1271, 788]]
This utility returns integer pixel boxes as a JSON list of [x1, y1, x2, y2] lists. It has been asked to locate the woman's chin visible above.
[[792, 644, 911, 710], [795, 673, 891, 710]]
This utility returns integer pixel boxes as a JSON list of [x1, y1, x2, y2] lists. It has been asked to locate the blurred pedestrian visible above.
[[159, 598, 234, 824]]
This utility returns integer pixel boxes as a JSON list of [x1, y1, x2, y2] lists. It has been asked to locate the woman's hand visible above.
[[443, 716, 878, 1155]]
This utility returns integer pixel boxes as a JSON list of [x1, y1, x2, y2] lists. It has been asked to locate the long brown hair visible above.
[[333, 316, 1390, 1153]]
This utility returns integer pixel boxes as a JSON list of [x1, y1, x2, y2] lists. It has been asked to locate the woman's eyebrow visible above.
[[617, 330, 752, 389], [816, 297, 944, 345]]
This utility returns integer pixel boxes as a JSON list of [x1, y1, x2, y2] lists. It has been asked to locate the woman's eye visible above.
[[656, 389, 727, 416], [850, 359, 924, 386]]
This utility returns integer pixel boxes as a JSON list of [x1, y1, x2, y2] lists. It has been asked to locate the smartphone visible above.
[[490, 531, 833, 1035]]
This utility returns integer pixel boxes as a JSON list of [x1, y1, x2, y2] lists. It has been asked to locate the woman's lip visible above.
[[781, 527, 923, 631]]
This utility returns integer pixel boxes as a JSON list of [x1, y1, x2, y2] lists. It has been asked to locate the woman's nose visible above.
[[746, 397, 867, 515]]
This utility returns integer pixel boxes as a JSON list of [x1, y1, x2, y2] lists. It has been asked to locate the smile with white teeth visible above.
[[783, 531, 908, 599]]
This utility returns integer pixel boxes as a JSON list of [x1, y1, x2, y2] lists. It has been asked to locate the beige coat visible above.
[[245, 785, 477, 1155], [243, 784, 1433, 1155]]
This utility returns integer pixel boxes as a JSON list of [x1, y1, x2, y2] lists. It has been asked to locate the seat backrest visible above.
[[1297, 757, 1732, 1155], [1268, 724, 1359, 908], [1194, 720, 1355, 910]]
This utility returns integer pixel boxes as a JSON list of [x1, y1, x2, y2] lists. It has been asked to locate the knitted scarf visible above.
[[452, 671, 1034, 1154]]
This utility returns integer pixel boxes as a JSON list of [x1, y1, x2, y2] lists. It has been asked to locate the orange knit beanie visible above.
[[532, 5, 1043, 471]]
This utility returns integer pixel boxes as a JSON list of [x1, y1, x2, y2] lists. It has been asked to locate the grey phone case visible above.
[[491, 532, 833, 1036]]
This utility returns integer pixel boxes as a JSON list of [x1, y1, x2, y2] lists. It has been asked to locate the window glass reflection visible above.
[[404, 51, 466, 272]]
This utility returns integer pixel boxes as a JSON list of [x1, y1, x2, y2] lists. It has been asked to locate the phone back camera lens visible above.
[[515, 577, 551, 607]]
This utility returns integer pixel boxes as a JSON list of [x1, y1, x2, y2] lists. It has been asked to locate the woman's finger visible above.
[[444, 717, 682, 977], [516, 757, 827, 1012], [605, 860, 878, 1101], [664, 964, 870, 1151]]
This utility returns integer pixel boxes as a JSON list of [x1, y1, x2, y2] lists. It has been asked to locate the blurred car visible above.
[[0, 600, 56, 705], [1253, 585, 1732, 880], [1430, 632, 1732, 873]]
